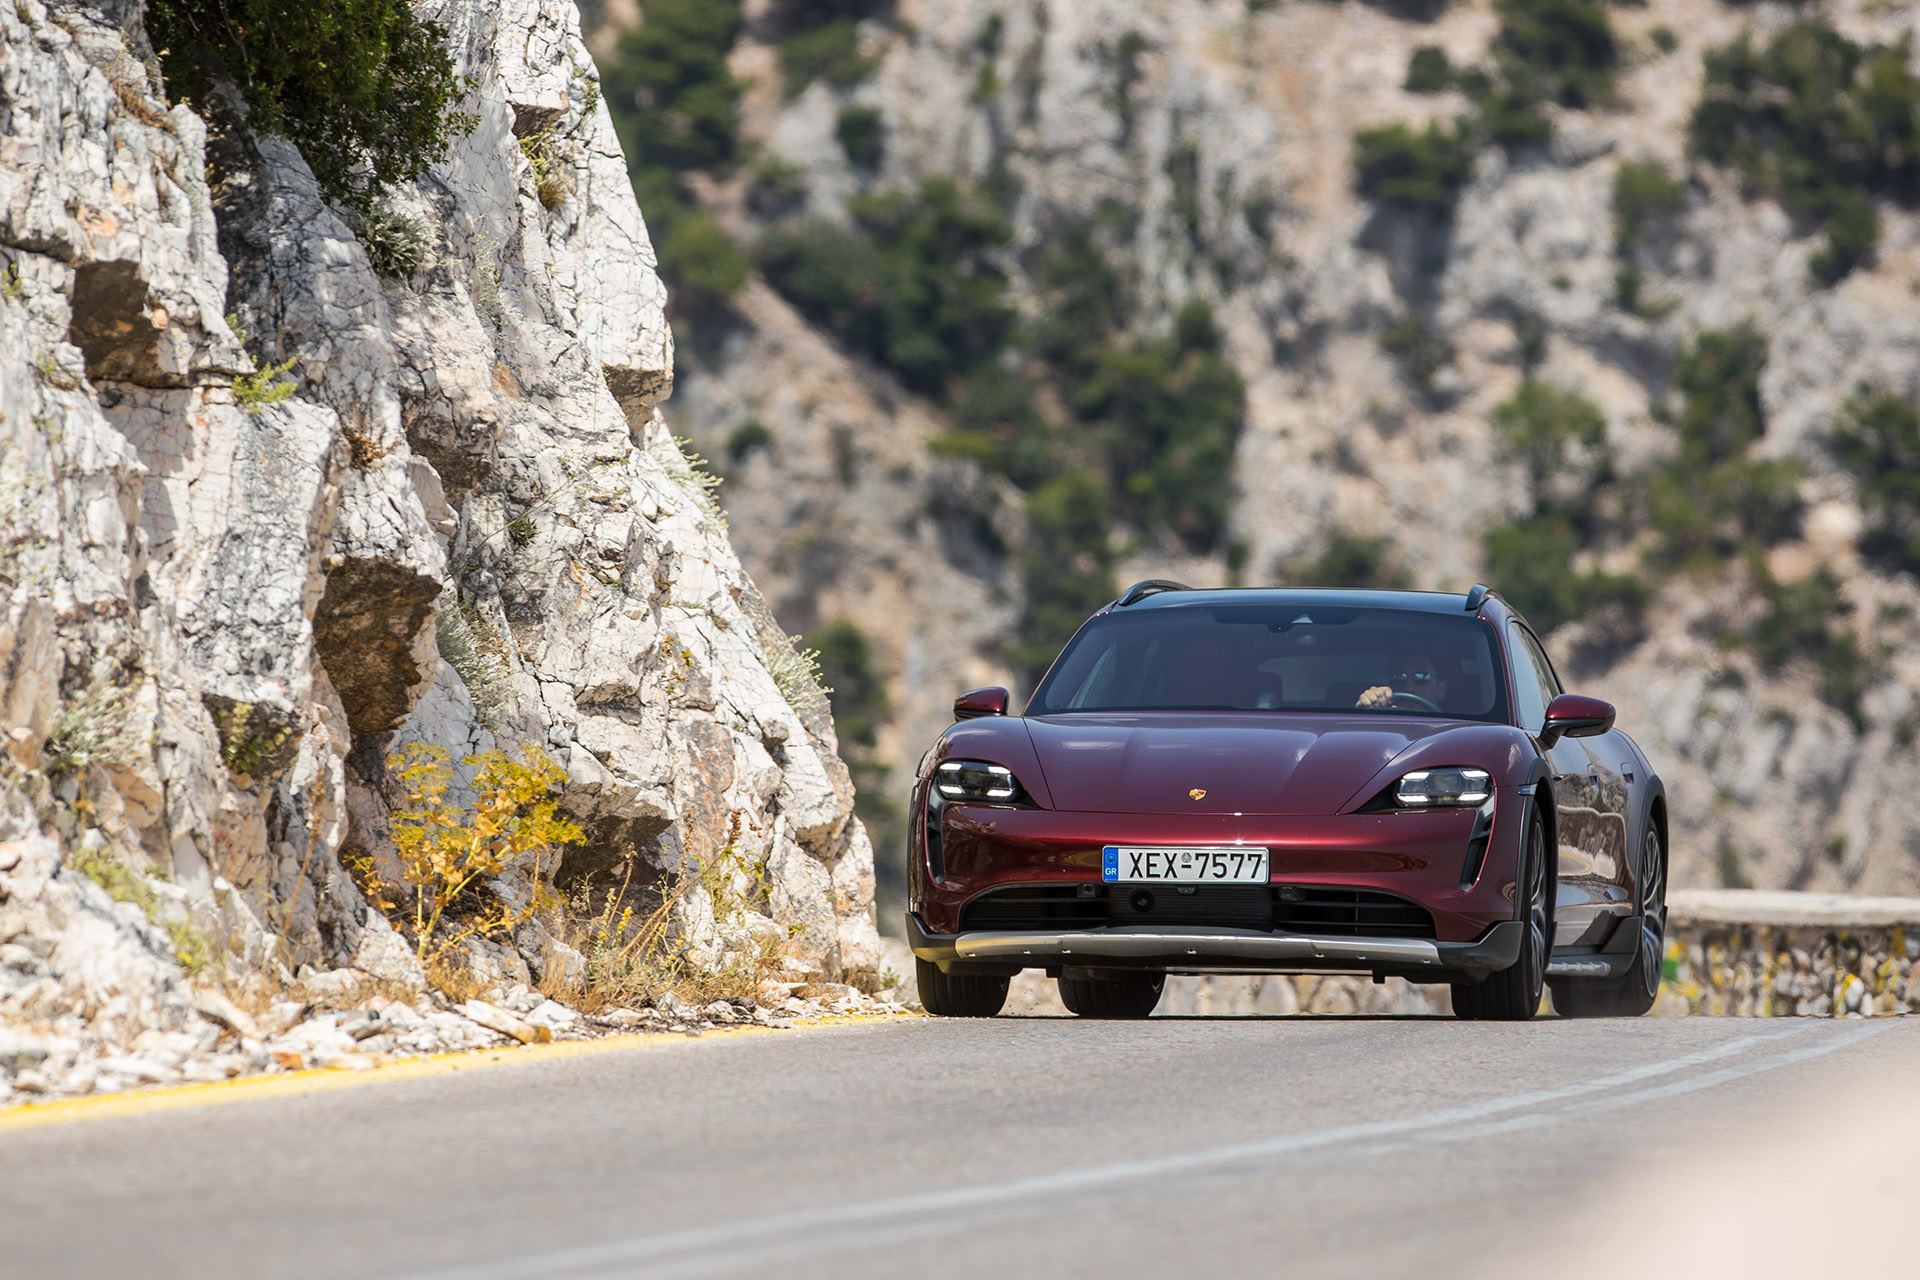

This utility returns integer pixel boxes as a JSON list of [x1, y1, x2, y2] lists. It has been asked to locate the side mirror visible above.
[[1542, 693, 1615, 746], [953, 687, 1010, 721]]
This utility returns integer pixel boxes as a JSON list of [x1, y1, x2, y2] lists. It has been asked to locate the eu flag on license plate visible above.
[[1101, 846, 1119, 881]]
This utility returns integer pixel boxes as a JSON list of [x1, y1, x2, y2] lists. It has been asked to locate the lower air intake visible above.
[[1273, 887, 1436, 939]]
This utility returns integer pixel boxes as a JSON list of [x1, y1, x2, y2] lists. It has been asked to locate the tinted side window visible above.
[[1508, 623, 1557, 732]]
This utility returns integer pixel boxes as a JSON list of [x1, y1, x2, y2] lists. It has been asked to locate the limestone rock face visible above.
[[0, 0, 876, 1098], [665, 0, 1920, 899]]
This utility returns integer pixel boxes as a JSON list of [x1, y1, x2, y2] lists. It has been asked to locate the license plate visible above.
[[1101, 846, 1269, 883]]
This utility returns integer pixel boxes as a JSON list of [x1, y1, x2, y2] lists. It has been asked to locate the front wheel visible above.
[[1058, 972, 1164, 1019], [915, 956, 1009, 1017], [1551, 825, 1666, 1018], [1452, 809, 1553, 1021]]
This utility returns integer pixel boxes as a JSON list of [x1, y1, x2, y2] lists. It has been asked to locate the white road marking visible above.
[[390, 1023, 1892, 1280]]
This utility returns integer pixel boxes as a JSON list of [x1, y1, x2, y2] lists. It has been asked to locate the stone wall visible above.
[[1661, 890, 1920, 1018], [984, 890, 1920, 1018]]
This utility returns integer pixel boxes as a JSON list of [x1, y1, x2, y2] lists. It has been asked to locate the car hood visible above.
[[1024, 712, 1464, 815]]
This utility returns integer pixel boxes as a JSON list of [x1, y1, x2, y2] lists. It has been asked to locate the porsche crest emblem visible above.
[[1188, 788, 1207, 800]]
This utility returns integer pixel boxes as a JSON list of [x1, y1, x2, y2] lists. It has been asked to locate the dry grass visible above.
[[540, 822, 786, 1013]]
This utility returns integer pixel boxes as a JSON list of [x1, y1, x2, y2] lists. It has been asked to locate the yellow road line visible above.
[[0, 1010, 917, 1135]]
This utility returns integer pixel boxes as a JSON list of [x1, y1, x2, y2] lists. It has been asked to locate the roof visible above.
[[1118, 587, 1480, 615]]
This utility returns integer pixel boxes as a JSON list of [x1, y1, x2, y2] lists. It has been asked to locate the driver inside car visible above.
[[1356, 652, 1447, 710]]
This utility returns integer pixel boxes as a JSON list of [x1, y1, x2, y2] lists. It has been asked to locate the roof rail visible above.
[[1115, 579, 1192, 608], [1463, 583, 1499, 612]]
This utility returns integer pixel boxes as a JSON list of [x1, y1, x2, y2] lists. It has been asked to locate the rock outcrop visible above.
[[0, 0, 876, 1103]]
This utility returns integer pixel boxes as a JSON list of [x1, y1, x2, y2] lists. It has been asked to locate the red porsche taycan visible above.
[[906, 582, 1669, 1021]]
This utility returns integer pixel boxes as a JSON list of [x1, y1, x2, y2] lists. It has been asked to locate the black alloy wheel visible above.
[[1551, 825, 1666, 1018], [915, 956, 1009, 1017], [1452, 810, 1553, 1021], [1058, 971, 1165, 1019]]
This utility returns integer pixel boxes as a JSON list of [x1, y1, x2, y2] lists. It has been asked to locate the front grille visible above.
[[1272, 887, 1436, 939], [1109, 884, 1273, 929], [957, 883, 1436, 939], [960, 885, 1110, 930]]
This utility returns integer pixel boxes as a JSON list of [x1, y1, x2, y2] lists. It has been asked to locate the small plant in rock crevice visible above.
[[33, 348, 81, 391], [654, 434, 727, 528], [762, 631, 831, 717], [435, 593, 511, 728], [43, 679, 142, 781], [67, 844, 210, 977], [234, 356, 297, 411], [206, 700, 295, 778], [519, 127, 576, 210], [358, 207, 433, 279], [1, 262, 22, 300]]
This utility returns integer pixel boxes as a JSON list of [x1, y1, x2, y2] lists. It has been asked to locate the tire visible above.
[[1551, 825, 1666, 1018], [915, 956, 1009, 1017], [1452, 808, 1554, 1022], [1057, 972, 1164, 1019]]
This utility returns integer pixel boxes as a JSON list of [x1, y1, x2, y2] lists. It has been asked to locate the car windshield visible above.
[[1028, 604, 1510, 722]]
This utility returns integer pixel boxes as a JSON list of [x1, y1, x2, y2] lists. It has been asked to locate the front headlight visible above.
[[1395, 766, 1492, 807], [934, 759, 1024, 802]]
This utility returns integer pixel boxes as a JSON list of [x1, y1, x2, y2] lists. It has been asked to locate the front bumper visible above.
[[907, 912, 1524, 981], [913, 791, 1528, 943]]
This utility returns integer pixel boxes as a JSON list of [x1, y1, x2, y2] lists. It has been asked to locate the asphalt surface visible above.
[[2, 1010, 1912, 1280]]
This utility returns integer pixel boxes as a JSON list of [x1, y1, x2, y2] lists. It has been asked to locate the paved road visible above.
[[2, 1012, 1912, 1279]]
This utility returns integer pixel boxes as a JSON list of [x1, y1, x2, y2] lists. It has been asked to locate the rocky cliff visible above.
[[618, 0, 1920, 905], [1, 0, 877, 1098]]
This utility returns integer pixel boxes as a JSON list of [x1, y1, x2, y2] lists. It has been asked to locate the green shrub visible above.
[[1749, 565, 1868, 721], [940, 365, 1057, 490], [1612, 160, 1685, 252], [1011, 470, 1117, 686], [1670, 323, 1766, 467], [601, 0, 743, 177], [1353, 122, 1472, 213], [809, 616, 898, 878], [1830, 387, 1920, 576], [1646, 323, 1804, 568], [148, 0, 474, 203], [1494, 381, 1607, 490], [1810, 190, 1878, 285], [726, 420, 774, 462], [1405, 45, 1453, 95], [1076, 301, 1244, 551], [1483, 514, 1645, 635], [758, 178, 1013, 394], [746, 154, 809, 218], [660, 212, 750, 311], [1028, 226, 1122, 379], [1689, 21, 1920, 284], [774, 0, 887, 95], [811, 619, 889, 751], [1281, 531, 1409, 590], [836, 106, 885, 169], [599, 0, 750, 319], [1650, 25, 1677, 56], [1380, 314, 1454, 399], [1491, 0, 1619, 110]]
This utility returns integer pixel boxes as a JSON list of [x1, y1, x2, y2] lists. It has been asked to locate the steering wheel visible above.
[[1390, 690, 1442, 713]]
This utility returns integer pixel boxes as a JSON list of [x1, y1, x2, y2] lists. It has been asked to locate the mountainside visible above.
[[2, 0, 876, 1097], [588, 0, 1920, 909]]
